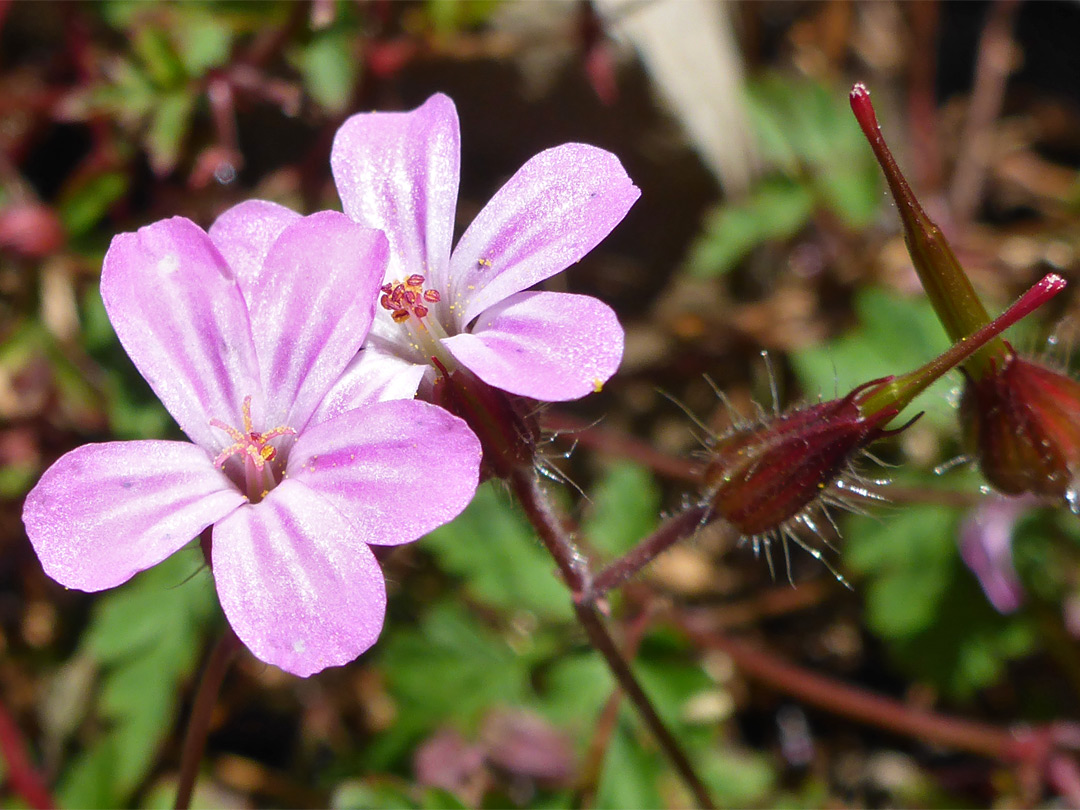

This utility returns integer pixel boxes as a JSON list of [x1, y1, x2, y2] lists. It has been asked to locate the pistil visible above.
[[210, 396, 296, 502]]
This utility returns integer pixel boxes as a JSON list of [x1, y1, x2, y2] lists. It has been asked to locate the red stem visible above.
[[507, 468, 717, 809], [0, 698, 55, 810], [677, 614, 1011, 758], [174, 625, 241, 810]]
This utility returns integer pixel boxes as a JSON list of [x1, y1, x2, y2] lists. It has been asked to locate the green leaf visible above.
[[81, 287, 174, 440], [331, 778, 420, 810], [845, 505, 959, 638], [582, 463, 660, 558], [132, 26, 187, 89], [57, 171, 128, 240], [535, 653, 614, 751], [424, 483, 573, 621], [146, 90, 197, 175], [699, 748, 776, 806], [293, 30, 359, 114], [173, 11, 233, 76], [594, 718, 665, 810], [58, 553, 217, 808], [845, 502, 1037, 697], [685, 178, 814, 277], [744, 75, 881, 227], [370, 601, 531, 768]]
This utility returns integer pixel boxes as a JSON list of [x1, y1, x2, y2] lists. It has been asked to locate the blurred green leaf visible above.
[[174, 11, 233, 76], [371, 601, 531, 768], [747, 75, 881, 226], [425, 0, 503, 34], [58, 552, 217, 808], [146, 90, 197, 176], [293, 30, 359, 114], [846, 502, 1036, 697], [791, 286, 958, 430], [582, 462, 660, 558], [132, 25, 186, 89], [699, 748, 776, 806], [58, 171, 128, 240], [332, 778, 420, 810], [424, 482, 572, 621], [686, 178, 814, 278], [81, 288, 174, 439], [595, 717, 665, 810]]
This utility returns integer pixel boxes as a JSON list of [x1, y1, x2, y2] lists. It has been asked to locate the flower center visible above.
[[380, 274, 442, 323], [210, 395, 296, 502]]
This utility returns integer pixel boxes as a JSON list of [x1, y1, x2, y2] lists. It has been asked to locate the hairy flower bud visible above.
[[961, 352, 1080, 505], [703, 380, 898, 538], [701, 273, 1066, 575], [852, 82, 1080, 504]]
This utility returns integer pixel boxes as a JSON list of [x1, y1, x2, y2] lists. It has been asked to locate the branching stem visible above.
[[507, 467, 716, 809]]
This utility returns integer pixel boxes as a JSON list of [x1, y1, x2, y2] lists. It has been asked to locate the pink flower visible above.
[[958, 495, 1032, 614], [329, 93, 639, 402], [22, 203, 481, 676]]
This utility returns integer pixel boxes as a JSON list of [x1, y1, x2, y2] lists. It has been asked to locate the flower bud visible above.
[[851, 82, 1080, 504], [703, 379, 899, 537], [961, 352, 1080, 504], [702, 274, 1066, 555]]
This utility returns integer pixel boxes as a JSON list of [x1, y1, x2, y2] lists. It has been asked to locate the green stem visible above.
[[856, 273, 1066, 418]]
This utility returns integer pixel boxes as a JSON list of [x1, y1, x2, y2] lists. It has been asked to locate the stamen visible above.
[[209, 399, 297, 488], [378, 273, 443, 325]]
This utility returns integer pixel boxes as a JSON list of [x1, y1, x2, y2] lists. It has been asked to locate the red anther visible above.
[[414, 305, 429, 318], [380, 294, 393, 310], [392, 308, 410, 323], [407, 274, 425, 286], [404, 290, 417, 305], [380, 283, 393, 293], [424, 289, 441, 302]]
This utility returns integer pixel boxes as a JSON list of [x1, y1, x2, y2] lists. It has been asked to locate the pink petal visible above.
[[208, 199, 301, 292], [246, 212, 389, 431], [287, 400, 481, 546], [22, 441, 244, 592], [441, 291, 623, 401], [958, 495, 1031, 613], [447, 144, 639, 324], [330, 94, 460, 291], [309, 345, 427, 426], [101, 218, 261, 450], [211, 480, 387, 676]]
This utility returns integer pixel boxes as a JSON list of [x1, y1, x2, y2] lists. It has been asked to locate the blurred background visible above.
[[2, 1, 1080, 807]]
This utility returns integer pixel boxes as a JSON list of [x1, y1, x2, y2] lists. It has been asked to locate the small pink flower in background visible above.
[[958, 495, 1033, 614], [330, 93, 640, 402], [23, 203, 481, 677]]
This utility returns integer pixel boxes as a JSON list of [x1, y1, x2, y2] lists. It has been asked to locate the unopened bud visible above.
[[961, 352, 1080, 504], [703, 274, 1067, 541], [703, 380, 900, 537]]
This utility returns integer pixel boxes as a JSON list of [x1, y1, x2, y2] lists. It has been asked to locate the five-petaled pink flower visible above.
[[22, 203, 481, 677], [329, 93, 640, 402]]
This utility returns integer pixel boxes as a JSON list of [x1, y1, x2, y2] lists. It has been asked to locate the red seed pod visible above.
[[961, 350, 1080, 503], [703, 379, 900, 539]]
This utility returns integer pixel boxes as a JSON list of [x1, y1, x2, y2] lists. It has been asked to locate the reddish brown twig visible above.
[[672, 610, 1080, 800], [0, 697, 55, 810]]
